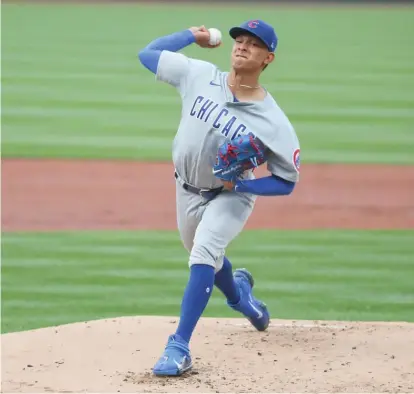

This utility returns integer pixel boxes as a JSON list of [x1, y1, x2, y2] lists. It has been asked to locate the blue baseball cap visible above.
[[229, 20, 278, 52]]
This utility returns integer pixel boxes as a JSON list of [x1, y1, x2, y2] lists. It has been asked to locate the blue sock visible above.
[[175, 264, 215, 344], [214, 256, 240, 304]]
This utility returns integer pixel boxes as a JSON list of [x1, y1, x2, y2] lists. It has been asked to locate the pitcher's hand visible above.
[[188, 26, 221, 49], [222, 180, 235, 191]]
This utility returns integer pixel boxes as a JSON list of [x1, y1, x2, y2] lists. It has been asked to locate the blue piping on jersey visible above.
[[138, 30, 196, 74], [235, 174, 295, 196]]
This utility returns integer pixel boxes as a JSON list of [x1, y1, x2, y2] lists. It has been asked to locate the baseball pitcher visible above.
[[138, 20, 300, 376]]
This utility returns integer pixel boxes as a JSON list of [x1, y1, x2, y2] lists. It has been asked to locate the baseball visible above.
[[208, 28, 222, 46]]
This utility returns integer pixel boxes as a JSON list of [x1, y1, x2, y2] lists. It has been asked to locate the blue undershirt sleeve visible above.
[[138, 30, 196, 74], [235, 175, 296, 196]]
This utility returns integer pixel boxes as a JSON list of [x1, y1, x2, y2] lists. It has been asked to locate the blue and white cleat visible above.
[[153, 334, 193, 376], [228, 268, 270, 331]]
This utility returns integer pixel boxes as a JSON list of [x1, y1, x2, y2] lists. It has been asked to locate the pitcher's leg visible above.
[[190, 192, 269, 331], [189, 192, 255, 270], [178, 193, 253, 336], [171, 187, 214, 355], [175, 264, 215, 343], [156, 192, 248, 376], [175, 182, 203, 253], [153, 185, 210, 377], [214, 256, 240, 304]]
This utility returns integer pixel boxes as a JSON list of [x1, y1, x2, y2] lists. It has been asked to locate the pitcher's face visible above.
[[231, 34, 274, 72]]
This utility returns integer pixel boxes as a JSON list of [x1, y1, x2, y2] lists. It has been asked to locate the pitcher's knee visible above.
[[181, 237, 193, 253], [189, 244, 223, 271]]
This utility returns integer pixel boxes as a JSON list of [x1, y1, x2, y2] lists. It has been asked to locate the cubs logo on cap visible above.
[[247, 20, 259, 29], [229, 19, 278, 52]]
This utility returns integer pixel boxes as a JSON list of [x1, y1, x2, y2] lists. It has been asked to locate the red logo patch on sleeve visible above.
[[293, 149, 300, 172]]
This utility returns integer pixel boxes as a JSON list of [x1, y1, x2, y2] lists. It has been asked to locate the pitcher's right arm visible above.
[[138, 26, 218, 88]]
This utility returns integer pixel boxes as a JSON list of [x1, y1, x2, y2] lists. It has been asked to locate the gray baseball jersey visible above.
[[156, 51, 300, 190], [155, 50, 300, 271]]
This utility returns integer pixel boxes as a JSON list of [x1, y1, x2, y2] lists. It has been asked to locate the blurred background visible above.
[[1, 0, 414, 334]]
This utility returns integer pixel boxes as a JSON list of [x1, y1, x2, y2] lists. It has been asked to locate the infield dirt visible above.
[[2, 159, 414, 231], [2, 316, 414, 393]]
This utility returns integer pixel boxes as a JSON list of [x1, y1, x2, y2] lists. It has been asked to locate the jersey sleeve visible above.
[[156, 51, 215, 96], [264, 122, 301, 183], [156, 51, 190, 88]]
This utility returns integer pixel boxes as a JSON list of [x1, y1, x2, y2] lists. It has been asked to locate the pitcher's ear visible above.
[[265, 52, 275, 66]]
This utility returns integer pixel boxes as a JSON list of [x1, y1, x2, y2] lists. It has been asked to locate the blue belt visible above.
[[174, 172, 223, 201]]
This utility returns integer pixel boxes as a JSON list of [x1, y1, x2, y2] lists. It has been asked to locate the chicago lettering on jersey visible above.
[[190, 95, 249, 140]]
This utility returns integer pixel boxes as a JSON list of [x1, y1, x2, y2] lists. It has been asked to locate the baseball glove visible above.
[[213, 133, 267, 182]]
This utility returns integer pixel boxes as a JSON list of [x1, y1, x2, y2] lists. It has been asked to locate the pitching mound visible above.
[[2, 316, 413, 393]]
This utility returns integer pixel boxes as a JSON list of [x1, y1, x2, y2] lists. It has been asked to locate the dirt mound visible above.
[[2, 159, 414, 231], [2, 316, 414, 393]]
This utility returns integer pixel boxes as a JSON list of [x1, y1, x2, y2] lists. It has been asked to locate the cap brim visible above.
[[229, 27, 252, 40], [229, 27, 271, 51]]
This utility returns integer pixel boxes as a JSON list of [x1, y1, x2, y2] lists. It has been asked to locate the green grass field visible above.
[[2, 3, 414, 163], [2, 230, 414, 333]]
